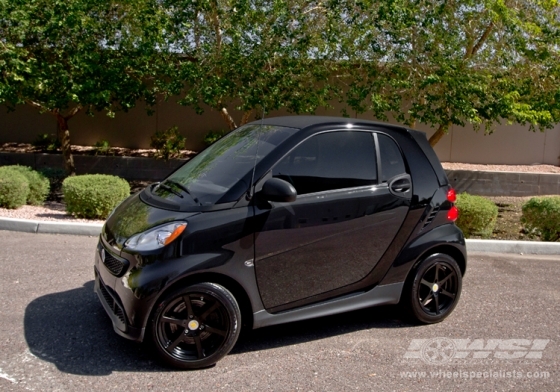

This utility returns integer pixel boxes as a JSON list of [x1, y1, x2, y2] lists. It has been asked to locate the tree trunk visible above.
[[240, 109, 254, 126], [220, 107, 238, 130], [55, 114, 76, 175], [429, 123, 450, 147]]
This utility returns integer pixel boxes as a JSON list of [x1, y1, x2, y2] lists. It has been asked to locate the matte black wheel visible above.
[[151, 283, 241, 369], [404, 253, 462, 324]]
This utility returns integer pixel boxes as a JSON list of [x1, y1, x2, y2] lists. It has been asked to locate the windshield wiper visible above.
[[163, 179, 200, 204], [156, 183, 183, 198]]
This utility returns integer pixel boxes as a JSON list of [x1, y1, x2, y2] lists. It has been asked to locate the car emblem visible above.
[[101, 248, 106, 262]]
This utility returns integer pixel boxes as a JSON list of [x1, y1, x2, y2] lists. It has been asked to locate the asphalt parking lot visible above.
[[0, 230, 558, 391]]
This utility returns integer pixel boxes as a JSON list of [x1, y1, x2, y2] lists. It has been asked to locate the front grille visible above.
[[101, 248, 128, 276], [98, 277, 127, 328], [423, 206, 440, 228]]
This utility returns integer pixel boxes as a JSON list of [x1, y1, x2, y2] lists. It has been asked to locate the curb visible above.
[[0, 217, 103, 237], [465, 239, 560, 255], [0, 217, 559, 255]]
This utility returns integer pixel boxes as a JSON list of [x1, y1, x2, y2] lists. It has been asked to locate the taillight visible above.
[[447, 188, 456, 203], [447, 206, 459, 221]]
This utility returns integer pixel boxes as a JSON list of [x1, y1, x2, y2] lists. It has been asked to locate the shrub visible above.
[[63, 174, 130, 219], [150, 126, 186, 160], [0, 165, 49, 205], [0, 170, 29, 209], [203, 130, 227, 146], [32, 133, 60, 151], [455, 193, 498, 238], [521, 196, 560, 241], [94, 140, 112, 155]]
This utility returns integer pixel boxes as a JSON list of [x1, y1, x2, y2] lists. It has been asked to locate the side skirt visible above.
[[252, 282, 403, 329]]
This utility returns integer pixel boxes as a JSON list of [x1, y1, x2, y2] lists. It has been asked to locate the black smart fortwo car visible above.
[[95, 116, 466, 369]]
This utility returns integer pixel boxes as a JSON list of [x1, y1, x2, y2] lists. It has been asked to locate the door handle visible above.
[[390, 179, 411, 193]]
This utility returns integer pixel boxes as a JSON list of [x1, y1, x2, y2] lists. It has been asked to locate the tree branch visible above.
[[465, 22, 494, 59], [428, 122, 451, 146], [25, 100, 44, 110], [64, 106, 82, 120], [240, 109, 254, 126]]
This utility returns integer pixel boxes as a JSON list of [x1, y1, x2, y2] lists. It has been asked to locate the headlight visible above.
[[124, 222, 187, 251]]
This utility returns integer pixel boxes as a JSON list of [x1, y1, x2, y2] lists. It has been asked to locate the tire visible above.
[[150, 282, 241, 369], [403, 253, 462, 324]]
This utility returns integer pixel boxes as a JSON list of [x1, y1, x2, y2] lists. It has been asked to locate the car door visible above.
[[253, 130, 412, 312]]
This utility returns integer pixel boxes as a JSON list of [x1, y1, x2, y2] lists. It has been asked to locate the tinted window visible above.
[[378, 134, 406, 181], [272, 131, 377, 195], [158, 124, 297, 205]]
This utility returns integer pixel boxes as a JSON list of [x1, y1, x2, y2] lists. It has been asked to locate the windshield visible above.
[[152, 124, 298, 206]]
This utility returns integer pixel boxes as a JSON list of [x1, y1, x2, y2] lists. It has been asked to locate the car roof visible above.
[[258, 115, 410, 134]]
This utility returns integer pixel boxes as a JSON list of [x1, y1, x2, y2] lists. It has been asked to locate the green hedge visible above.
[[455, 193, 498, 238], [0, 171, 30, 209], [522, 196, 560, 241], [0, 165, 49, 205], [62, 174, 130, 219]]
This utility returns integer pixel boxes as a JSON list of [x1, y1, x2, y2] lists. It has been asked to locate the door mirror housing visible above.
[[259, 178, 297, 203]]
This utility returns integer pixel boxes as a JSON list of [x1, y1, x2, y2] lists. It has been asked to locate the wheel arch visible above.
[[400, 244, 466, 301], [149, 272, 254, 331], [415, 245, 467, 277]]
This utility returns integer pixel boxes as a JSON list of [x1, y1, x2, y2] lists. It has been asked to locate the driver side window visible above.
[[272, 131, 378, 195]]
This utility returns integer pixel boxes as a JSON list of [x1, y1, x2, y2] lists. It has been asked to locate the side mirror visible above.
[[259, 178, 297, 203]]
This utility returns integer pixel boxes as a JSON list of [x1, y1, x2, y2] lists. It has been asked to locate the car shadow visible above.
[[24, 281, 413, 375]]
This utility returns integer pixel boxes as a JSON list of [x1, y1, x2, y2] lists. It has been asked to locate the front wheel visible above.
[[403, 253, 462, 324], [150, 282, 241, 369]]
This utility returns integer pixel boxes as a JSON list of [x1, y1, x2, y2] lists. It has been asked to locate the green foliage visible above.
[[0, 170, 29, 209], [203, 130, 228, 146], [94, 140, 112, 156], [62, 174, 130, 219], [521, 197, 560, 241], [32, 134, 60, 152], [455, 193, 498, 238], [150, 126, 186, 160], [332, 0, 560, 145], [0, 165, 49, 205], [0, 0, 173, 173], [165, 1, 338, 128]]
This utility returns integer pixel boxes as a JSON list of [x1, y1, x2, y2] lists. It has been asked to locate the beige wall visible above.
[[1, 102, 559, 165]]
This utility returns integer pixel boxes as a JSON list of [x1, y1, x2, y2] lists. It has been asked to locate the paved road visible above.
[[0, 231, 559, 391]]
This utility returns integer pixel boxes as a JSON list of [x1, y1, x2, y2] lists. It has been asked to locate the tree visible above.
[[333, 0, 560, 146], [0, 0, 169, 174], [161, 0, 341, 130]]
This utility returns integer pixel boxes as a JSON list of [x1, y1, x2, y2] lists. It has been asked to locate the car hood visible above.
[[102, 192, 199, 251]]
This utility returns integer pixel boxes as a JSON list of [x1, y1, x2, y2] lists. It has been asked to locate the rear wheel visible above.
[[150, 282, 241, 369], [403, 253, 462, 324]]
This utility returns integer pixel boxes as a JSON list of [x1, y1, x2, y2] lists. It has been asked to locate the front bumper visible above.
[[94, 267, 145, 341], [93, 237, 150, 342]]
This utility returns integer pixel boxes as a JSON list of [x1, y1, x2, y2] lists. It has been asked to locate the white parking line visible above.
[[0, 368, 17, 383]]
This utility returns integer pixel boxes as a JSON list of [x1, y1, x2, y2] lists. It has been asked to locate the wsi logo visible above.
[[404, 338, 550, 365]]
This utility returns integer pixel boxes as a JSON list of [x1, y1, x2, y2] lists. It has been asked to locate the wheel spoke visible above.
[[422, 293, 433, 307], [434, 294, 440, 315], [434, 264, 440, 282], [420, 278, 433, 288], [440, 289, 456, 299], [204, 325, 227, 337], [161, 316, 184, 326], [183, 295, 194, 317], [199, 301, 221, 321], [166, 334, 185, 352], [439, 272, 455, 286], [194, 335, 204, 359]]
